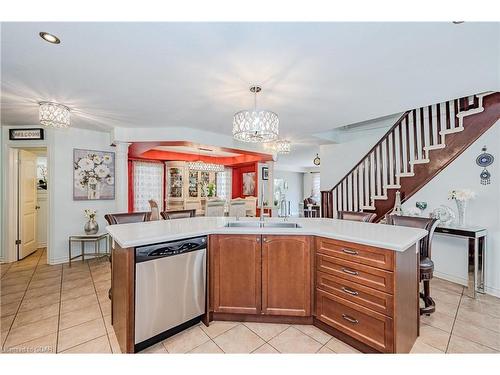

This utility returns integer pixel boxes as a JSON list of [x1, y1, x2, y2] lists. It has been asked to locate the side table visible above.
[[68, 232, 110, 267]]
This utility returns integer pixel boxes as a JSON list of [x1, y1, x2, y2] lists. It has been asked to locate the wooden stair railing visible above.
[[321, 92, 500, 221]]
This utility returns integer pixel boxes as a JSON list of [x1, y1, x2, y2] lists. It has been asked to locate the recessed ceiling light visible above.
[[39, 32, 61, 44], [452, 21, 465, 24]]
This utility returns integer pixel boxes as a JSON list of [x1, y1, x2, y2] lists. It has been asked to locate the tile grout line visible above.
[[88, 259, 113, 353], [54, 251, 65, 353], [2, 249, 44, 352], [444, 285, 464, 353]]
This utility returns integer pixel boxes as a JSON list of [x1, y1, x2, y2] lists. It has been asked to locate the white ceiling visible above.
[[2, 22, 499, 169]]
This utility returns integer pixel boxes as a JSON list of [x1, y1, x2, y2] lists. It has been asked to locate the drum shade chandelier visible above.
[[188, 161, 224, 173], [39, 101, 71, 128], [274, 139, 291, 154], [232, 86, 279, 143]]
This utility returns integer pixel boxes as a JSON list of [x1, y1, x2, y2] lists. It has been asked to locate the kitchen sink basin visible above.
[[262, 222, 302, 228], [224, 221, 262, 228], [224, 221, 302, 229]]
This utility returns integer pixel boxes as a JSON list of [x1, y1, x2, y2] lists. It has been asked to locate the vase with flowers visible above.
[[448, 189, 476, 227], [84, 209, 99, 234]]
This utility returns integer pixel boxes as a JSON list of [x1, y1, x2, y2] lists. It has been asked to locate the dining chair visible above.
[[160, 209, 196, 220], [337, 211, 377, 223], [205, 200, 226, 217], [386, 214, 439, 316], [230, 199, 247, 218], [104, 211, 151, 225], [244, 196, 257, 217], [148, 199, 160, 221]]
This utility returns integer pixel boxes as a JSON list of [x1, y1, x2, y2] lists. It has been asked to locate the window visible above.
[[216, 168, 232, 203], [133, 161, 164, 212], [311, 172, 321, 202]]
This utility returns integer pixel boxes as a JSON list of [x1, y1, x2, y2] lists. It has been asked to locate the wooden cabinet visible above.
[[262, 236, 311, 316], [210, 234, 312, 317], [211, 235, 261, 314], [314, 236, 418, 353]]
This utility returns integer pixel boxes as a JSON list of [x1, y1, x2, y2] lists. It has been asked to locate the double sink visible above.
[[225, 221, 302, 229]]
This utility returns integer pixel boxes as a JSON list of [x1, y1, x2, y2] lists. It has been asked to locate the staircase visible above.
[[321, 92, 500, 221]]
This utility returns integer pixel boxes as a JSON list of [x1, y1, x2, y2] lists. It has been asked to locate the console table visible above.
[[68, 232, 110, 267], [435, 224, 486, 298]]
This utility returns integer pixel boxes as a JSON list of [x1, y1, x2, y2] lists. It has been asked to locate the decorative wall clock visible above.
[[476, 146, 494, 185], [313, 154, 321, 166]]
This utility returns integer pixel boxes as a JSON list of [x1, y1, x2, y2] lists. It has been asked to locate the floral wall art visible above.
[[73, 149, 115, 200]]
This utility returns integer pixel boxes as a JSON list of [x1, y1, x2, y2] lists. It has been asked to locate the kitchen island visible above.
[[107, 217, 427, 354]]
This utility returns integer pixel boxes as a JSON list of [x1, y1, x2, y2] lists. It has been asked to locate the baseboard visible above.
[[48, 253, 108, 266], [433, 270, 468, 287], [434, 271, 500, 298], [484, 286, 500, 299]]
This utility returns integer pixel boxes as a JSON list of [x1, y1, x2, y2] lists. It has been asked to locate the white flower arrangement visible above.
[[448, 189, 476, 202], [84, 209, 97, 221], [74, 152, 113, 191]]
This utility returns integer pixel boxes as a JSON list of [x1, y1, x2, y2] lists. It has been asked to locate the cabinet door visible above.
[[211, 235, 262, 314], [262, 235, 312, 316]]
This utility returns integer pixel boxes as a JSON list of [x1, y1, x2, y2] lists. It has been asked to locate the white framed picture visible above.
[[73, 148, 115, 200]]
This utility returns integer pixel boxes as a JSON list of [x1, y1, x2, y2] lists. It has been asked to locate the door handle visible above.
[[342, 268, 359, 276], [35, 205, 40, 210], [256, 237, 261, 243], [262, 237, 267, 243]]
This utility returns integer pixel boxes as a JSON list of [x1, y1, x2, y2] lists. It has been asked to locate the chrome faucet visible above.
[[260, 179, 265, 222], [279, 199, 290, 221]]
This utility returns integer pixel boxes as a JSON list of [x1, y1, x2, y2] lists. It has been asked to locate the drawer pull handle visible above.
[[342, 248, 358, 255], [342, 268, 359, 276], [342, 314, 359, 324], [341, 286, 359, 296]]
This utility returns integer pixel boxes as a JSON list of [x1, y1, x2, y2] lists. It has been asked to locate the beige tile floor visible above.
[[1, 249, 500, 354]]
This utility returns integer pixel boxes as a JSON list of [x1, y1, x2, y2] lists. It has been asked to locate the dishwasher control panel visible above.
[[135, 236, 207, 263]]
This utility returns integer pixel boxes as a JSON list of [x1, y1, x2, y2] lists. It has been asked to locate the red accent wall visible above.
[[232, 162, 258, 198]]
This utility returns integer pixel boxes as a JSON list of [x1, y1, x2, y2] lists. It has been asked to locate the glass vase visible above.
[[455, 199, 467, 227]]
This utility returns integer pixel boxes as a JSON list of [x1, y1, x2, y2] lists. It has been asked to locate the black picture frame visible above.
[[262, 166, 269, 180], [9, 128, 45, 141]]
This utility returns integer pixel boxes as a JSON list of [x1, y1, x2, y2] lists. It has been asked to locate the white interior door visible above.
[[19, 149, 38, 259]]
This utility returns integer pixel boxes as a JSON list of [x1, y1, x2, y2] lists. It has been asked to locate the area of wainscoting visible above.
[[1, 249, 500, 354]]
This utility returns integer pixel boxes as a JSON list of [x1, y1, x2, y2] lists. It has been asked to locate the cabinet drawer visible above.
[[316, 254, 394, 294], [316, 271, 394, 317], [316, 237, 394, 271], [316, 289, 394, 353]]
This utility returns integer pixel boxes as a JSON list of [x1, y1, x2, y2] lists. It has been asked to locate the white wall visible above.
[[403, 121, 500, 297], [50, 127, 118, 264], [319, 127, 389, 191], [273, 170, 304, 216]]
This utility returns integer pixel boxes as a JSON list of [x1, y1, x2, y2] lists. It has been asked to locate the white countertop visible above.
[[106, 217, 427, 252]]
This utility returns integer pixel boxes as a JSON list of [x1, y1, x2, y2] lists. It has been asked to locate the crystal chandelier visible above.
[[274, 139, 291, 154], [39, 102, 71, 128], [188, 161, 224, 173], [232, 86, 279, 143]]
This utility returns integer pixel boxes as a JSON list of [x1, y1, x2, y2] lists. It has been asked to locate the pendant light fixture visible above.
[[39, 101, 71, 128], [188, 161, 224, 173], [274, 139, 291, 154], [232, 86, 279, 143]]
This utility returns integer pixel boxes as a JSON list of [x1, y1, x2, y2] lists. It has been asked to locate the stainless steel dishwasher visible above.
[[134, 236, 206, 351]]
